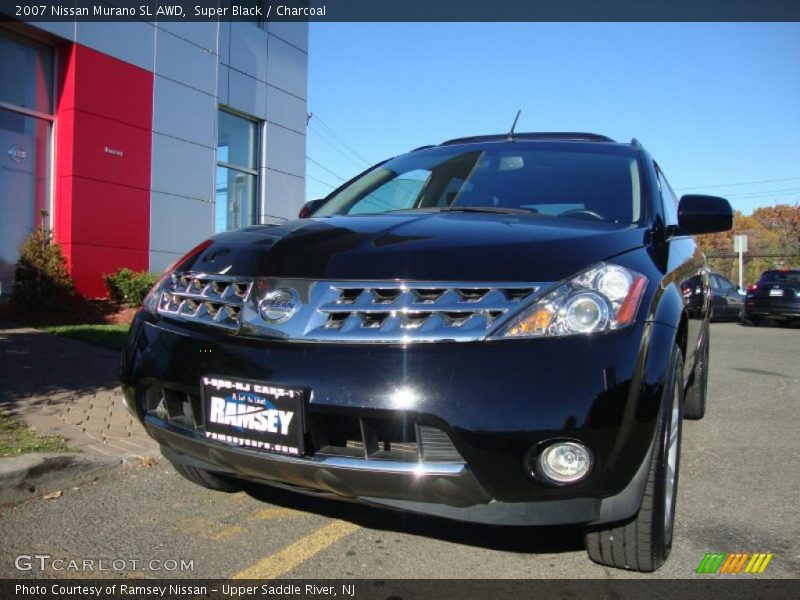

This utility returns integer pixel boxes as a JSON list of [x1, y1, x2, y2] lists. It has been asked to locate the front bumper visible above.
[[121, 312, 676, 526], [147, 415, 653, 526]]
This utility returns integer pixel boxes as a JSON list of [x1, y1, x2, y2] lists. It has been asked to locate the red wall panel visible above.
[[64, 243, 149, 297], [54, 44, 153, 298], [69, 110, 151, 190], [58, 45, 153, 130], [65, 177, 149, 250]]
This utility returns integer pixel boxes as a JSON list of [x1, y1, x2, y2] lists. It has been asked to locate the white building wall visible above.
[[221, 21, 309, 226], [27, 17, 308, 274]]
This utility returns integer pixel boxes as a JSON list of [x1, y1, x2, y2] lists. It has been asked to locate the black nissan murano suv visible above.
[[120, 133, 732, 571]]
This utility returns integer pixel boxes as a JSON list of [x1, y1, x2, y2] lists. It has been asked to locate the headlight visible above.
[[493, 263, 647, 338]]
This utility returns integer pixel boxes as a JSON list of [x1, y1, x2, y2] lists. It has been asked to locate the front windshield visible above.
[[314, 143, 643, 224]]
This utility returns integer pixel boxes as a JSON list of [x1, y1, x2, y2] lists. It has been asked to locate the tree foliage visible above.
[[103, 268, 158, 307], [696, 203, 800, 286], [13, 213, 74, 311]]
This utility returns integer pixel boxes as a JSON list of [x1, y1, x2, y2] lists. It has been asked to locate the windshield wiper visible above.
[[381, 206, 536, 216], [440, 206, 535, 215]]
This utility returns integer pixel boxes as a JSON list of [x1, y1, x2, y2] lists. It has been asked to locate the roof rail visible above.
[[411, 144, 436, 152], [440, 132, 616, 146]]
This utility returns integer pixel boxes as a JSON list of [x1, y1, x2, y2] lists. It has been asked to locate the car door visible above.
[[711, 274, 743, 318]]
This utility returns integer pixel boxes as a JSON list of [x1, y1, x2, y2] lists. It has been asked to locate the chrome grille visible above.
[[300, 282, 539, 342], [159, 274, 544, 342], [157, 273, 252, 330]]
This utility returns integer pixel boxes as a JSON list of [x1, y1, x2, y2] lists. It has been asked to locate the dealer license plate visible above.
[[201, 376, 304, 456]]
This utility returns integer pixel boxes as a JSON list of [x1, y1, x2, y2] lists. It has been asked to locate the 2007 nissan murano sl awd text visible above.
[[120, 132, 733, 571]]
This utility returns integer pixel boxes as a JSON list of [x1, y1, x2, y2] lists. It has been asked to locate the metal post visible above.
[[733, 235, 748, 292], [739, 249, 744, 292]]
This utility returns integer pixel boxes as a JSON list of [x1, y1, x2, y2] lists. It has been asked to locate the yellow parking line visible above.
[[232, 520, 359, 579], [249, 507, 306, 521], [177, 517, 246, 541], [208, 525, 247, 541]]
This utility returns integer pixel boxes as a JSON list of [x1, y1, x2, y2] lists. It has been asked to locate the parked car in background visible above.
[[680, 273, 707, 319], [742, 269, 800, 326], [709, 272, 745, 320], [120, 132, 733, 572], [680, 271, 743, 321]]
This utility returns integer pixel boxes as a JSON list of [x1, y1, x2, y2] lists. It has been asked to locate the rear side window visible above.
[[711, 274, 735, 290]]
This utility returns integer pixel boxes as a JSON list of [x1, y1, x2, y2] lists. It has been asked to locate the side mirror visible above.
[[677, 194, 733, 234], [298, 198, 325, 219]]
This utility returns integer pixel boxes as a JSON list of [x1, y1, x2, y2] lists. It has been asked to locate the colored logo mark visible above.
[[7, 145, 27, 163], [696, 552, 773, 574]]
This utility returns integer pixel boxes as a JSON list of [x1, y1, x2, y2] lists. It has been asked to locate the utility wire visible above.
[[306, 173, 337, 189], [308, 123, 370, 171], [675, 176, 800, 191], [306, 156, 347, 181], [311, 115, 373, 167], [723, 187, 800, 198]]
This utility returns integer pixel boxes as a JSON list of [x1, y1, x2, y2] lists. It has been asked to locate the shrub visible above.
[[13, 218, 74, 311], [103, 268, 158, 307]]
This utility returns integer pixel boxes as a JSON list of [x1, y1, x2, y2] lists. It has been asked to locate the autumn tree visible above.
[[695, 203, 800, 286]]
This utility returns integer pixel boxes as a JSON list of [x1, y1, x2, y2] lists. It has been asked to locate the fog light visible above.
[[538, 442, 593, 484]]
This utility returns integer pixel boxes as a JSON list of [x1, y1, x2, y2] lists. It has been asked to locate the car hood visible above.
[[183, 212, 650, 282]]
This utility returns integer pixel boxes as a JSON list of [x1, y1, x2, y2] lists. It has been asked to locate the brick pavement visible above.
[[0, 320, 158, 458]]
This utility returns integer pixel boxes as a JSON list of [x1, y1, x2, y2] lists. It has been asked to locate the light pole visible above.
[[733, 235, 748, 292]]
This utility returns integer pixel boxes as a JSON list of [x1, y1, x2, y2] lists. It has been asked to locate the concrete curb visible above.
[[0, 452, 124, 506]]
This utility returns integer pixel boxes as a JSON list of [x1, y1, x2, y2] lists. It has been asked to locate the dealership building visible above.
[[0, 18, 308, 297]]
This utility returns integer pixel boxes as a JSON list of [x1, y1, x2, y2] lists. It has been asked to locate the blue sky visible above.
[[305, 23, 800, 215]]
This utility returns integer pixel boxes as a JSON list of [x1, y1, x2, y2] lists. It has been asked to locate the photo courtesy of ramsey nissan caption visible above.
[[119, 132, 733, 572]]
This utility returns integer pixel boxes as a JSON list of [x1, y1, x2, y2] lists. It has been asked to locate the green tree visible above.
[[12, 211, 74, 311]]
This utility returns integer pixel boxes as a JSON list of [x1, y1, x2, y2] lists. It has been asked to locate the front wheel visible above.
[[585, 345, 684, 572], [741, 314, 760, 326]]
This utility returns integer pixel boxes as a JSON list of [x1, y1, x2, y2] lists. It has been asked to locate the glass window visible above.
[[349, 170, 429, 215], [216, 110, 259, 233], [760, 270, 800, 284], [218, 110, 257, 170], [0, 31, 53, 114], [656, 167, 679, 227], [315, 144, 643, 225], [711, 274, 734, 290]]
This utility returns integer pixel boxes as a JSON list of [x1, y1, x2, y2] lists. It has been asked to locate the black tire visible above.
[[684, 329, 708, 420], [585, 345, 684, 572], [741, 314, 760, 326], [169, 460, 243, 492]]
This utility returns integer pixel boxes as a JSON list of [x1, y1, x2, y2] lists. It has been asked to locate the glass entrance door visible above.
[[0, 30, 53, 296]]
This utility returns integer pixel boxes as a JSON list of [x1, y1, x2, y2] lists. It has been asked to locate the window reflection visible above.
[[216, 110, 259, 233], [0, 31, 53, 114]]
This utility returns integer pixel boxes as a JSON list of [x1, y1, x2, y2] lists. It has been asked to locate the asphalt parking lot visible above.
[[1, 322, 798, 579]]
